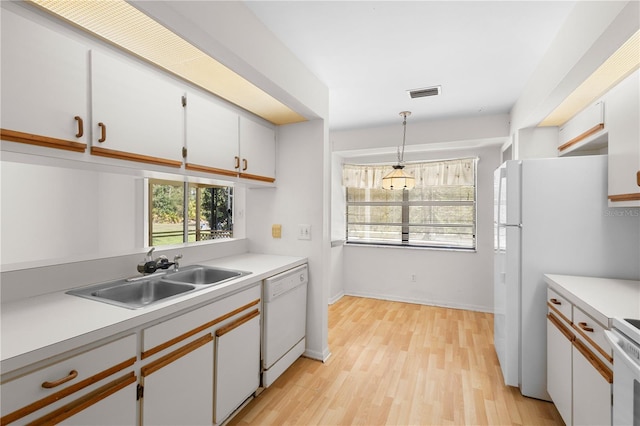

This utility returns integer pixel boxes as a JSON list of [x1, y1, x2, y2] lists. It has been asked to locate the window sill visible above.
[[344, 241, 476, 253]]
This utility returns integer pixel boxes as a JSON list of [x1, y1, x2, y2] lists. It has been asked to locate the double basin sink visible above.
[[67, 265, 251, 309]]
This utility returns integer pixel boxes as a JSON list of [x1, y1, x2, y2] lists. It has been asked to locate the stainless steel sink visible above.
[[163, 265, 250, 285], [93, 280, 195, 308], [67, 278, 196, 309], [66, 265, 251, 309]]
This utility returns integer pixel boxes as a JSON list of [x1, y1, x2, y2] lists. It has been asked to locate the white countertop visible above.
[[544, 274, 640, 327], [1, 253, 306, 373]]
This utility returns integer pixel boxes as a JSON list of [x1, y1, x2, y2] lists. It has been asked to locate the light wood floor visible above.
[[229, 296, 563, 425]]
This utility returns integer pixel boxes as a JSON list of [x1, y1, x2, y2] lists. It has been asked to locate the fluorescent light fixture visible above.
[[540, 29, 640, 127], [28, 0, 306, 126]]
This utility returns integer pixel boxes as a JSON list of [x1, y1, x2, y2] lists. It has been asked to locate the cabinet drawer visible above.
[[142, 283, 261, 357], [1, 334, 136, 421], [572, 307, 612, 362], [547, 288, 571, 323]]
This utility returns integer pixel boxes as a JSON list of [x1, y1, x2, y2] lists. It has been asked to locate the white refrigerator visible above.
[[493, 155, 640, 400]]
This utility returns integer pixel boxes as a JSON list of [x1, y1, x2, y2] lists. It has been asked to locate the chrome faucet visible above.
[[173, 254, 183, 271], [137, 247, 158, 274], [137, 248, 183, 275]]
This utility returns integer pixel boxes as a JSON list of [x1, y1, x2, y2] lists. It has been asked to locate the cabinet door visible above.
[[0, 8, 88, 151], [91, 50, 184, 167], [547, 314, 573, 426], [141, 335, 214, 426], [185, 91, 239, 177], [607, 69, 640, 206], [57, 379, 137, 426], [572, 341, 612, 426], [1, 335, 136, 425], [214, 310, 261, 424], [239, 117, 276, 182]]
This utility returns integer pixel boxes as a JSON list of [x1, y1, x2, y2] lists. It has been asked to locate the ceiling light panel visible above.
[[29, 0, 306, 126], [540, 29, 640, 127]]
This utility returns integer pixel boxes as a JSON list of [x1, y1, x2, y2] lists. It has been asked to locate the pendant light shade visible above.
[[381, 165, 415, 190], [382, 111, 414, 190]]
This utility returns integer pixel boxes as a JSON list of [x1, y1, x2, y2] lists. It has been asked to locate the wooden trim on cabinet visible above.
[[90, 146, 182, 168], [558, 123, 604, 152], [547, 313, 574, 342], [0, 357, 135, 425], [25, 372, 137, 426], [141, 334, 213, 378], [185, 163, 238, 177], [0, 128, 87, 152], [215, 309, 260, 338], [547, 302, 571, 326], [141, 298, 261, 359], [608, 192, 640, 202], [239, 172, 276, 183], [571, 323, 614, 363], [572, 339, 613, 383]]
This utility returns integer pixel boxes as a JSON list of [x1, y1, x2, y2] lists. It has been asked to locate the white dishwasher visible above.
[[262, 264, 308, 387]]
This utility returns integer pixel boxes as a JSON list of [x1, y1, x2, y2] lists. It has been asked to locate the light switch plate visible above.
[[298, 224, 311, 240]]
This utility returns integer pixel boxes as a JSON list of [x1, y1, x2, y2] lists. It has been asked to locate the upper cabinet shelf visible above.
[[90, 50, 184, 168], [184, 91, 240, 178], [605, 69, 640, 207], [238, 117, 276, 183], [1, 5, 278, 186], [557, 70, 640, 207], [557, 101, 606, 155], [0, 8, 88, 153]]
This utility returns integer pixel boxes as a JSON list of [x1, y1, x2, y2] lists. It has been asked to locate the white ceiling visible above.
[[244, 1, 577, 131]]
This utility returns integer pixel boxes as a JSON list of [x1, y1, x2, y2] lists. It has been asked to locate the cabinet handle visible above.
[[235, 156, 240, 169], [242, 158, 248, 171], [98, 122, 106, 143], [74, 116, 84, 138], [42, 370, 78, 388], [549, 298, 561, 305], [636, 170, 639, 187], [578, 322, 594, 332]]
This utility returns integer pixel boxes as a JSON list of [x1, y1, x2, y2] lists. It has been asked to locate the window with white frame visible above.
[[343, 157, 477, 249]]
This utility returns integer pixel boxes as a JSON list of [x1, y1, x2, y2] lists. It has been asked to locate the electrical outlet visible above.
[[272, 224, 282, 238], [411, 274, 417, 282], [298, 224, 311, 240]]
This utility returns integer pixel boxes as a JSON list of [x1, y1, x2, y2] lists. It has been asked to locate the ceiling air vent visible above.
[[408, 86, 441, 99]]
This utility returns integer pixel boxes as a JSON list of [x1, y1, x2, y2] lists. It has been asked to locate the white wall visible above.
[[337, 145, 502, 312], [516, 127, 559, 160], [246, 119, 330, 361], [1, 162, 140, 265]]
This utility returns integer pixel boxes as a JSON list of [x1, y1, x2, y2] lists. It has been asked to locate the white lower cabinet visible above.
[[214, 310, 261, 423], [1, 282, 263, 426], [572, 341, 612, 426], [140, 335, 214, 426], [546, 287, 613, 426], [547, 313, 573, 425], [0, 334, 137, 425], [139, 282, 262, 425]]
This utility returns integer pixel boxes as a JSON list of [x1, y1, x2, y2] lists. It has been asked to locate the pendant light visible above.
[[382, 111, 415, 190]]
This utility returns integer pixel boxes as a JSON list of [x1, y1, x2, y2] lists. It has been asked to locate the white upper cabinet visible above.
[[557, 101, 606, 155], [0, 8, 88, 152], [91, 50, 184, 167], [184, 91, 239, 177], [239, 117, 276, 183], [605, 69, 640, 206]]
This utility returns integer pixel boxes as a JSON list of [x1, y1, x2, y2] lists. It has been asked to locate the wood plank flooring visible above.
[[228, 296, 563, 425]]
